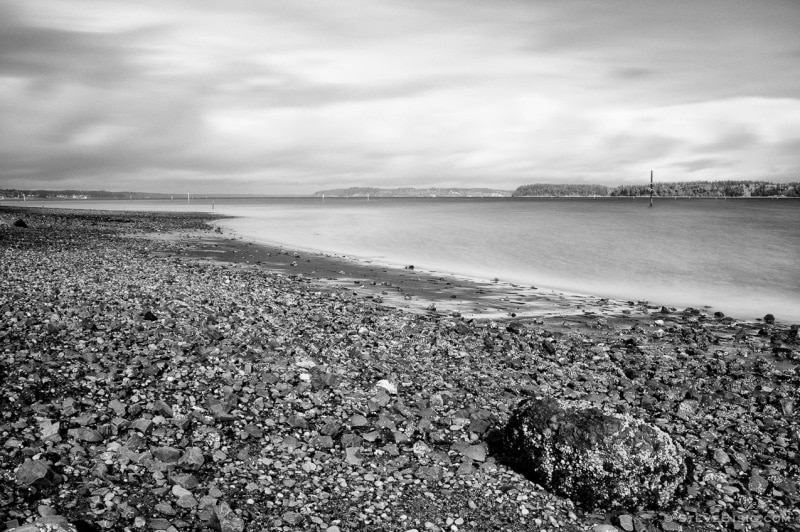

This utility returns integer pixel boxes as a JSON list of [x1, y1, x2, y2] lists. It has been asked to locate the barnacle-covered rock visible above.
[[504, 397, 685, 511]]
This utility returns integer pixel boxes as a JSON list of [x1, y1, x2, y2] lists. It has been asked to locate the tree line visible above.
[[513, 181, 800, 198]]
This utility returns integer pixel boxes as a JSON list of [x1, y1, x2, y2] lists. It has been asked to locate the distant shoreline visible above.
[[3, 178, 799, 200]]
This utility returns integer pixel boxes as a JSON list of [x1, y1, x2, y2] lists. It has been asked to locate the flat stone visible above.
[[282, 512, 304, 526], [176, 493, 198, 509], [154, 446, 182, 463], [178, 447, 205, 470], [350, 414, 369, 427], [15, 459, 61, 487], [39, 419, 61, 442], [461, 444, 487, 462], [71, 427, 103, 443], [618, 515, 634, 531], [155, 502, 177, 516], [131, 418, 154, 434], [287, 414, 307, 428], [109, 399, 127, 416], [170, 473, 200, 490], [148, 518, 172, 530], [345, 447, 363, 466], [713, 448, 730, 465]]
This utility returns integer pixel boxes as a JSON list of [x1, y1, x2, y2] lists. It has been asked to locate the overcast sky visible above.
[[1, 0, 799, 194]]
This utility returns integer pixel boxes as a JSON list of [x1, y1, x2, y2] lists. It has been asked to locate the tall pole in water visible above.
[[649, 170, 654, 207]]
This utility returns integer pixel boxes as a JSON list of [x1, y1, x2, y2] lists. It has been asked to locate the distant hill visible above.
[[608, 180, 799, 198], [513, 180, 800, 198], [313, 187, 512, 198], [512, 184, 612, 197]]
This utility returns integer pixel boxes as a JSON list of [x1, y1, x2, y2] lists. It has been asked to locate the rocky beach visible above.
[[1, 206, 798, 532]]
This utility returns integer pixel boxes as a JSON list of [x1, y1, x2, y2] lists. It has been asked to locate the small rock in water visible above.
[[763, 313, 775, 324]]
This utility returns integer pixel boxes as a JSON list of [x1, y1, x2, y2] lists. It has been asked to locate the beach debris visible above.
[[13, 218, 28, 228]]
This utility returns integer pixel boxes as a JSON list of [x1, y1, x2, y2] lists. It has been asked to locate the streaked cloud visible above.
[[1, 0, 799, 194]]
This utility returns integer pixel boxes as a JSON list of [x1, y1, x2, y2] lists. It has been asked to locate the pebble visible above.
[[1, 207, 798, 532]]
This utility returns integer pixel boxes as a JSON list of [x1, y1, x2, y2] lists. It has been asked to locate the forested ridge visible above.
[[513, 180, 800, 197]]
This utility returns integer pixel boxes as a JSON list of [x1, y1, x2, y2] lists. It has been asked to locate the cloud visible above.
[[1, 0, 799, 193]]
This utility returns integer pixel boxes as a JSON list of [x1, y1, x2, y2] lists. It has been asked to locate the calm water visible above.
[[13, 197, 800, 322]]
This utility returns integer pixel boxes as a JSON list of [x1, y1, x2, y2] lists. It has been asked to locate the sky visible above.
[[1, 0, 799, 195]]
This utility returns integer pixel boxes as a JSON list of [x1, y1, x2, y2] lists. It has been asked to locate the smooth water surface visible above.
[[14, 197, 800, 321]]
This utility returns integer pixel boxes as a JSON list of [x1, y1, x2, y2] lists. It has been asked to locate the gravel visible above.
[[1, 206, 798, 532]]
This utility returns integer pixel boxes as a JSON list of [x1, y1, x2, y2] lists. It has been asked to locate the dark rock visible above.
[[506, 322, 525, 334], [143, 310, 158, 321], [763, 314, 775, 324], [13, 218, 28, 228], [153, 400, 174, 418], [15, 458, 63, 487], [504, 397, 685, 510], [72, 520, 100, 532], [153, 446, 182, 463], [542, 340, 556, 355]]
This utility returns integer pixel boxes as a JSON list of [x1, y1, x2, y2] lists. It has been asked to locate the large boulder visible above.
[[504, 397, 685, 510]]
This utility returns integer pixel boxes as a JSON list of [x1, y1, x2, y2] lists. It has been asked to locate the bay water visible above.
[[15, 197, 800, 322]]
